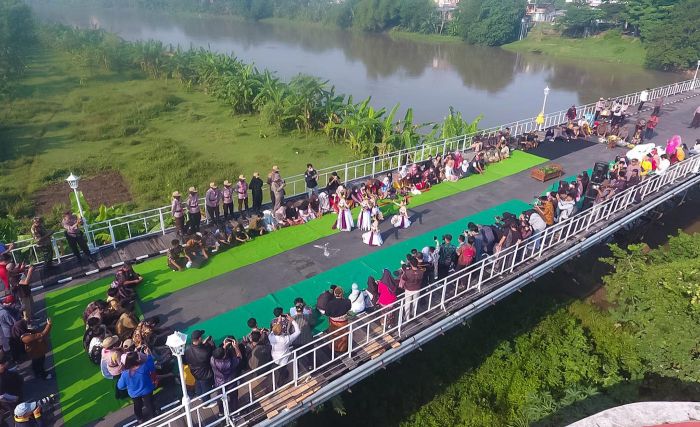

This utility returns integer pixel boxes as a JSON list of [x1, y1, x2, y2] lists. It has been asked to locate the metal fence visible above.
[[8, 78, 697, 266], [135, 151, 700, 427]]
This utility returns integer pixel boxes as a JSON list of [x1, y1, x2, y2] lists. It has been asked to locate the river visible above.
[[29, 2, 684, 126]]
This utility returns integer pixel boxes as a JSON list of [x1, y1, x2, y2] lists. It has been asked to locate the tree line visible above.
[[41, 23, 481, 158], [557, 0, 699, 71], [0, 0, 34, 97]]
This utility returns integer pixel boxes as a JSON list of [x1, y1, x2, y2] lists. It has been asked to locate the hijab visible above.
[[366, 276, 379, 298], [380, 268, 397, 293]]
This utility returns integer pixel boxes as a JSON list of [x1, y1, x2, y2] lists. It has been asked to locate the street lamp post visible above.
[[537, 86, 550, 130], [66, 173, 94, 251], [542, 86, 550, 116], [166, 331, 194, 427], [693, 60, 700, 90]]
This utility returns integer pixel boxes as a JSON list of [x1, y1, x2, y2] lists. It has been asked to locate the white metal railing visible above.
[[135, 152, 700, 427], [9, 78, 697, 266]]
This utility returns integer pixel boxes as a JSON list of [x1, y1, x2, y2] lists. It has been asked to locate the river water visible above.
[[30, 3, 684, 126]]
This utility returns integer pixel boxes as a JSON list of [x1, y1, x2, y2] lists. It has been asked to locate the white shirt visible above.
[[268, 319, 301, 365], [349, 290, 366, 314], [558, 200, 575, 221], [657, 158, 670, 175], [528, 213, 547, 233], [640, 90, 649, 102]]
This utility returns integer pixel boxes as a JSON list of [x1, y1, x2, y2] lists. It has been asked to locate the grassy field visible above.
[[503, 25, 646, 67], [0, 49, 353, 216]]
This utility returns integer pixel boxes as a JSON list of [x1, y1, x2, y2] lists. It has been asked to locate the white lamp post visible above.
[[166, 331, 194, 427], [693, 60, 700, 90], [66, 173, 94, 251], [542, 86, 550, 116]]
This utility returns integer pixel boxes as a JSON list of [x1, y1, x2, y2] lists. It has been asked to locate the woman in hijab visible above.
[[377, 269, 398, 326], [366, 277, 379, 306]]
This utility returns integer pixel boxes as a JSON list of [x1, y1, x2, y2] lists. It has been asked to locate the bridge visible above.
[[17, 79, 700, 426]]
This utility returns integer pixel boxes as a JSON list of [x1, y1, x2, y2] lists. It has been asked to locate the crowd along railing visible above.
[[136, 151, 700, 427], [8, 78, 696, 266]]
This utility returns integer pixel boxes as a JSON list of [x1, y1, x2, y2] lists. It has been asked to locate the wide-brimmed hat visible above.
[[238, 174, 245, 180], [223, 180, 231, 186], [209, 182, 217, 189], [14, 402, 38, 418], [122, 339, 134, 349], [172, 191, 181, 197], [188, 186, 197, 193], [272, 165, 280, 172], [102, 335, 119, 349], [253, 172, 260, 177]]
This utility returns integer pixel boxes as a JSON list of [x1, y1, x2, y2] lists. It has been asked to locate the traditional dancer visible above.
[[335, 189, 354, 231], [362, 214, 383, 247], [357, 199, 372, 231], [369, 197, 383, 221], [390, 199, 411, 229]]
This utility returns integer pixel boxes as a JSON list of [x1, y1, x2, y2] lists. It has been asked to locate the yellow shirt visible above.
[[640, 159, 652, 175], [676, 146, 686, 162]]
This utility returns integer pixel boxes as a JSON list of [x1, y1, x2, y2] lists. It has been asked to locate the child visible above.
[[390, 199, 411, 229], [362, 214, 383, 247], [357, 199, 372, 231]]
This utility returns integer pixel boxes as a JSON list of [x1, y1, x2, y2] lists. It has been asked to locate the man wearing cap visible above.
[[171, 191, 185, 240], [184, 330, 216, 402], [186, 187, 201, 234], [61, 210, 94, 263], [13, 399, 49, 426], [30, 217, 54, 268], [270, 166, 286, 212], [221, 180, 234, 221], [249, 172, 264, 214], [235, 175, 249, 219], [205, 182, 221, 225]]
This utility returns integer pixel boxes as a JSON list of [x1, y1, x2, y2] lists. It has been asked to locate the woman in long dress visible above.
[[369, 197, 383, 221], [391, 200, 411, 229], [357, 199, 372, 231], [362, 215, 383, 247], [336, 192, 354, 231]]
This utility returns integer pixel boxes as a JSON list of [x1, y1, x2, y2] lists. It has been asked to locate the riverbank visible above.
[[0, 47, 352, 216], [504, 25, 647, 67]]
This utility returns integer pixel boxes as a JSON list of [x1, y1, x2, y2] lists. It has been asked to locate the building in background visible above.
[[526, 0, 556, 22]]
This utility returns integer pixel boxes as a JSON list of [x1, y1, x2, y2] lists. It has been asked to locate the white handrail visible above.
[[9, 78, 696, 266], [136, 153, 700, 427]]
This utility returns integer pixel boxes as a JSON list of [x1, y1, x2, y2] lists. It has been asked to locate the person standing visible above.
[[401, 259, 424, 320], [646, 114, 659, 139], [221, 181, 234, 221], [324, 287, 351, 353], [249, 172, 263, 214], [270, 166, 286, 212], [18, 317, 52, 380], [171, 191, 185, 240], [205, 182, 221, 225], [653, 96, 664, 116], [235, 175, 249, 219], [594, 98, 605, 121], [187, 187, 201, 234], [15, 264, 34, 323], [30, 217, 53, 268], [638, 88, 649, 111], [304, 164, 319, 198], [566, 105, 576, 123], [184, 330, 216, 402], [690, 105, 700, 129], [210, 337, 242, 413], [117, 352, 156, 423], [437, 234, 457, 279], [61, 211, 93, 262], [266, 168, 276, 209]]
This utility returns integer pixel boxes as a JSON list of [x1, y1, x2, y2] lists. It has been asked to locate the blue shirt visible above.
[[117, 355, 155, 398]]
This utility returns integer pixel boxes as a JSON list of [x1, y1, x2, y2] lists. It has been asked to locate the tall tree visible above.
[[643, 0, 700, 70], [453, 0, 526, 46]]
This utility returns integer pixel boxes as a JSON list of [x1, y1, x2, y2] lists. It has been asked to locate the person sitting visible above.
[[212, 226, 233, 247], [233, 223, 250, 244], [201, 230, 221, 253], [284, 202, 304, 226], [468, 153, 484, 175], [113, 261, 143, 288], [167, 239, 191, 271], [83, 317, 107, 353], [299, 202, 317, 223], [348, 283, 370, 314], [247, 215, 265, 237], [185, 234, 208, 260]]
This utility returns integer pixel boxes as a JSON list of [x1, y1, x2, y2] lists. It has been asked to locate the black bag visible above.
[[88, 343, 102, 365]]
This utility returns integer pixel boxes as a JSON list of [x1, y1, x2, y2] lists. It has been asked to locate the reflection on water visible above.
[[30, 2, 682, 125]]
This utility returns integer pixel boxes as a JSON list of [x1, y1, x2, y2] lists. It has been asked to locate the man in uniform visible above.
[[171, 191, 185, 240], [187, 187, 201, 234], [61, 211, 94, 262], [205, 182, 221, 225], [221, 180, 234, 220], [235, 175, 249, 219], [270, 166, 286, 212], [249, 172, 263, 214], [30, 218, 54, 268]]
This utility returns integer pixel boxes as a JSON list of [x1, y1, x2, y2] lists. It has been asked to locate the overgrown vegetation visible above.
[[297, 232, 700, 426], [0, 0, 35, 96], [555, 0, 699, 71]]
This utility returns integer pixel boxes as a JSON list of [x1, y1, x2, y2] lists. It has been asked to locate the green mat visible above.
[[44, 151, 545, 426], [187, 199, 531, 341]]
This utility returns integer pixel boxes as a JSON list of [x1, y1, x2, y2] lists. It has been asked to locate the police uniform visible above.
[[61, 213, 91, 261], [30, 219, 53, 266], [186, 187, 201, 234], [170, 191, 185, 238], [221, 180, 234, 220], [205, 182, 221, 224], [235, 175, 249, 216]]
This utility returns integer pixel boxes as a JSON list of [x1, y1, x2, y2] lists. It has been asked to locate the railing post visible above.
[[344, 163, 349, 185], [293, 349, 299, 386], [347, 322, 354, 356], [371, 157, 376, 178], [108, 221, 117, 249], [396, 302, 404, 337], [51, 237, 61, 264], [158, 208, 166, 235]]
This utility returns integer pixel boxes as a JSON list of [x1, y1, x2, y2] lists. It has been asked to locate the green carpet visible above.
[[187, 199, 532, 341], [45, 151, 545, 426]]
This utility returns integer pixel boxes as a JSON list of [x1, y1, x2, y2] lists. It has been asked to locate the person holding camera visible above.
[[184, 330, 216, 405], [268, 314, 301, 386], [210, 337, 242, 413]]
